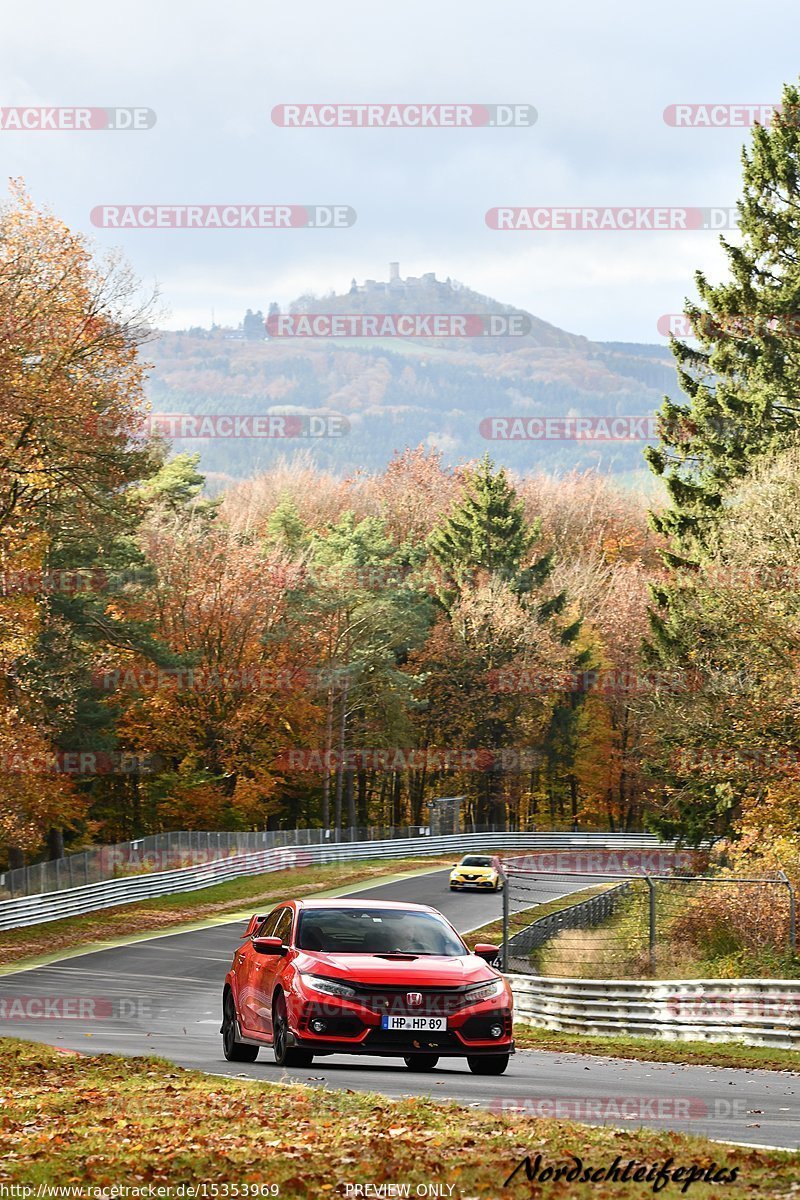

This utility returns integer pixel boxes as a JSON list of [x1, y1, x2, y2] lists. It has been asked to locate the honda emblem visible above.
[[406, 992, 423, 1007]]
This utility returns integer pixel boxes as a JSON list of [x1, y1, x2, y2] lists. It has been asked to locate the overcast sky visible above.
[[2, 0, 798, 342]]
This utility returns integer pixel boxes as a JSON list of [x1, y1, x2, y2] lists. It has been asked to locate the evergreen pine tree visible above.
[[646, 80, 800, 559]]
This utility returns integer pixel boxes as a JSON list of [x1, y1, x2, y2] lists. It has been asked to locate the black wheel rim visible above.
[[223, 995, 235, 1054], [274, 1011, 286, 1060]]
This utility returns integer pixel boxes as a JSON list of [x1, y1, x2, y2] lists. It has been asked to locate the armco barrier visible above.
[[0, 832, 672, 931], [507, 974, 800, 1048], [0, 825, 671, 899]]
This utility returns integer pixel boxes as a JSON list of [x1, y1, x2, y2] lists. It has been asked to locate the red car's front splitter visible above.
[[285, 1031, 516, 1057]]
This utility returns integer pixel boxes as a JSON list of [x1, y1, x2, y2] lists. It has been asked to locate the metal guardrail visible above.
[[507, 974, 800, 1048], [0, 832, 673, 931], [0, 824, 658, 899], [505, 881, 632, 970], [0, 826, 451, 898]]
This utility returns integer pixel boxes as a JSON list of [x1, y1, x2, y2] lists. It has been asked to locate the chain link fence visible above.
[[501, 867, 797, 978], [0, 825, 437, 899]]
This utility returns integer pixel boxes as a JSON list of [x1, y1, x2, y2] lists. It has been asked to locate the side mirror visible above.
[[253, 936, 286, 956], [473, 942, 500, 963]]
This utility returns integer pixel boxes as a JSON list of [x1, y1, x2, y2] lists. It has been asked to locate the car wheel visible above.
[[403, 1054, 439, 1071], [221, 990, 259, 1062], [272, 992, 314, 1068], [467, 1054, 510, 1075], [449, 885, 457, 891]]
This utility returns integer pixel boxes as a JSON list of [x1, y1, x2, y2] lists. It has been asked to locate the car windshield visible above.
[[460, 856, 492, 867], [296, 907, 467, 955]]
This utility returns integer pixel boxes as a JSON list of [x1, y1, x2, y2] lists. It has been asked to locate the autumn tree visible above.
[[0, 182, 162, 864]]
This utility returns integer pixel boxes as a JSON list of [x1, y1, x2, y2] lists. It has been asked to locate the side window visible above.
[[256, 909, 281, 938], [273, 908, 293, 946]]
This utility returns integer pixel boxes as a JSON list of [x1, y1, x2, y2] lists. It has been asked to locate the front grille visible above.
[[351, 986, 470, 1018]]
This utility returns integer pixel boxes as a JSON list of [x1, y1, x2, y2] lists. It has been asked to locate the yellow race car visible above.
[[449, 854, 503, 892]]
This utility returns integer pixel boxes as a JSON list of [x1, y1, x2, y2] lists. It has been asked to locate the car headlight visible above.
[[466, 979, 506, 1004], [300, 974, 357, 999]]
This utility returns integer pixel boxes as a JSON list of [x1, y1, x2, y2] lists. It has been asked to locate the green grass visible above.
[[532, 880, 800, 980], [465, 894, 800, 1072], [462, 882, 615, 952], [512, 1025, 800, 1072], [0, 1039, 797, 1196], [0, 857, 452, 971]]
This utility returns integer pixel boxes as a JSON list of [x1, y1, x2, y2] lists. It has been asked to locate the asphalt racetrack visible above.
[[0, 868, 797, 1148]]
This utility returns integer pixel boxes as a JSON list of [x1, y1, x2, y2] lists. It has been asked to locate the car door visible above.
[[256, 906, 294, 1038], [237, 907, 281, 1032]]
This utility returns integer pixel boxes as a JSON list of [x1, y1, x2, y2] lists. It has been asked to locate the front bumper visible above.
[[288, 1029, 515, 1057], [291, 995, 514, 1057], [450, 876, 497, 888]]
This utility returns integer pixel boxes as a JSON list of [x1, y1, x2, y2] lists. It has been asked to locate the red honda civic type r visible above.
[[221, 898, 514, 1074]]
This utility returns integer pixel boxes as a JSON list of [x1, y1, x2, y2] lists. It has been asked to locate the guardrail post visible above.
[[646, 876, 656, 971], [501, 870, 509, 972]]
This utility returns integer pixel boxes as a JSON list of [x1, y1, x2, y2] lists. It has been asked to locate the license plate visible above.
[[381, 1015, 447, 1031]]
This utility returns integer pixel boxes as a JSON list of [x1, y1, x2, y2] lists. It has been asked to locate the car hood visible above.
[[295, 952, 497, 987]]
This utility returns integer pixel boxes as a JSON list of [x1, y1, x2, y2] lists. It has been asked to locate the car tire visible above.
[[272, 992, 314, 1068], [449, 885, 457, 891], [467, 1054, 510, 1075], [221, 990, 259, 1062], [403, 1054, 439, 1071]]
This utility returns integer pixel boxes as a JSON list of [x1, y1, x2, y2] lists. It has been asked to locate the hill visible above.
[[144, 267, 681, 484]]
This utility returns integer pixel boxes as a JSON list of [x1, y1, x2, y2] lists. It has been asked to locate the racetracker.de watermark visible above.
[[666, 994, 800, 1021], [658, 312, 800, 339], [90, 205, 356, 229], [265, 312, 530, 337], [673, 747, 800, 775], [0, 996, 152, 1020], [87, 413, 349, 439], [479, 416, 658, 440], [277, 747, 541, 772], [92, 666, 316, 693], [486, 667, 698, 696], [491, 1096, 751, 1120], [485, 206, 737, 230], [271, 103, 536, 127], [663, 103, 799, 127], [0, 751, 162, 776], [504, 850, 695, 874], [0, 107, 155, 130], [0, 568, 108, 596]]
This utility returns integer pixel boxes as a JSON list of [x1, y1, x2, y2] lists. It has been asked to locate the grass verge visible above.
[[511, 1025, 800, 1073], [0, 858, 451, 971], [0, 1039, 797, 1196], [464, 908, 800, 1074]]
